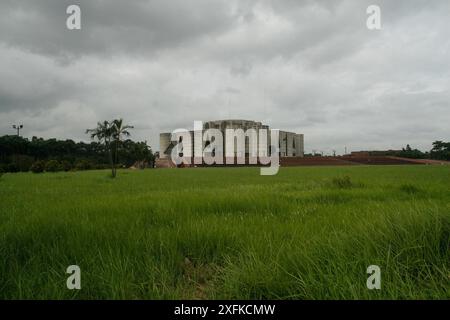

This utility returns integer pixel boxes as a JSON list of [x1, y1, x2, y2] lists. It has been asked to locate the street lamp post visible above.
[[12, 124, 23, 136]]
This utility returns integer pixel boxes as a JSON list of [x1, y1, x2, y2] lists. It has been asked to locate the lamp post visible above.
[[12, 124, 23, 136]]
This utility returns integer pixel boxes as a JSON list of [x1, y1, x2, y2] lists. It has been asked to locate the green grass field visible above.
[[0, 166, 449, 299]]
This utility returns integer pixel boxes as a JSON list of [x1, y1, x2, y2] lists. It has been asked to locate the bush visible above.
[[95, 163, 110, 170], [30, 160, 45, 173], [74, 159, 94, 171], [45, 160, 63, 172], [5, 163, 19, 173], [14, 155, 34, 172], [60, 160, 72, 172]]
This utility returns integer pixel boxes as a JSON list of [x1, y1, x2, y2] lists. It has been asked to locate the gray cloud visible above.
[[0, 0, 235, 58], [0, 0, 449, 154]]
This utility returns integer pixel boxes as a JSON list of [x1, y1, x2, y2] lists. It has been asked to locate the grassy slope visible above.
[[0, 166, 448, 299]]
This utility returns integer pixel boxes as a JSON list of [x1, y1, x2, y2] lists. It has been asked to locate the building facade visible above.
[[159, 119, 304, 162]]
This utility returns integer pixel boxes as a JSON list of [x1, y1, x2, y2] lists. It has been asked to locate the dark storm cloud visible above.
[[0, 0, 449, 153]]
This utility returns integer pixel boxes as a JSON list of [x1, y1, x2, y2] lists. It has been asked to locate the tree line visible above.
[[365, 142, 450, 160], [302, 141, 450, 159], [0, 119, 155, 176]]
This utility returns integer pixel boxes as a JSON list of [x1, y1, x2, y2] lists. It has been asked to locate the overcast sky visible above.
[[0, 0, 449, 154]]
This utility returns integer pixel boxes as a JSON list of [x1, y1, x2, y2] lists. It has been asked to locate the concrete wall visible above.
[[160, 120, 304, 161], [279, 131, 304, 157], [159, 133, 171, 159], [295, 134, 304, 157]]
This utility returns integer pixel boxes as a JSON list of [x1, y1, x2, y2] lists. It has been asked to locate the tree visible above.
[[0, 128, 152, 173], [121, 139, 154, 167], [86, 121, 115, 177], [45, 160, 63, 172], [398, 144, 427, 159], [430, 141, 450, 160], [86, 119, 134, 178], [30, 160, 45, 173], [110, 119, 134, 176]]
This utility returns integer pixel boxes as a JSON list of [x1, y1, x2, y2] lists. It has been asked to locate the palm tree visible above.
[[86, 120, 115, 177], [110, 119, 134, 177], [86, 119, 134, 178]]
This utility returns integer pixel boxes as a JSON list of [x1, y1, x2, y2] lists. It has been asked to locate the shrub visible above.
[[14, 155, 34, 172], [45, 160, 63, 172], [60, 160, 72, 172], [94, 163, 109, 170], [332, 176, 353, 189], [30, 160, 46, 173], [74, 159, 94, 171], [5, 163, 19, 173]]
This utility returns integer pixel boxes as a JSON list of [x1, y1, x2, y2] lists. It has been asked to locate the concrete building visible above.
[[159, 119, 304, 163]]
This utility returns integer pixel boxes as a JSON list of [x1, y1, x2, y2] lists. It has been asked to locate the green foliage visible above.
[[0, 129, 154, 173], [369, 144, 428, 159], [74, 159, 94, 171], [0, 135, 28, 161], [15, 154, 34, 172], [30, 160, 45, 173], [4, 163, 19, 173], [0, 166, 448, 299], [86, 119, 135, 178], [60, 160, 72, 172], [398, 144, 428, 159], [430, 141, 450, 160], [45, 160, 63, 172], [120, 140, 155, 167]]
